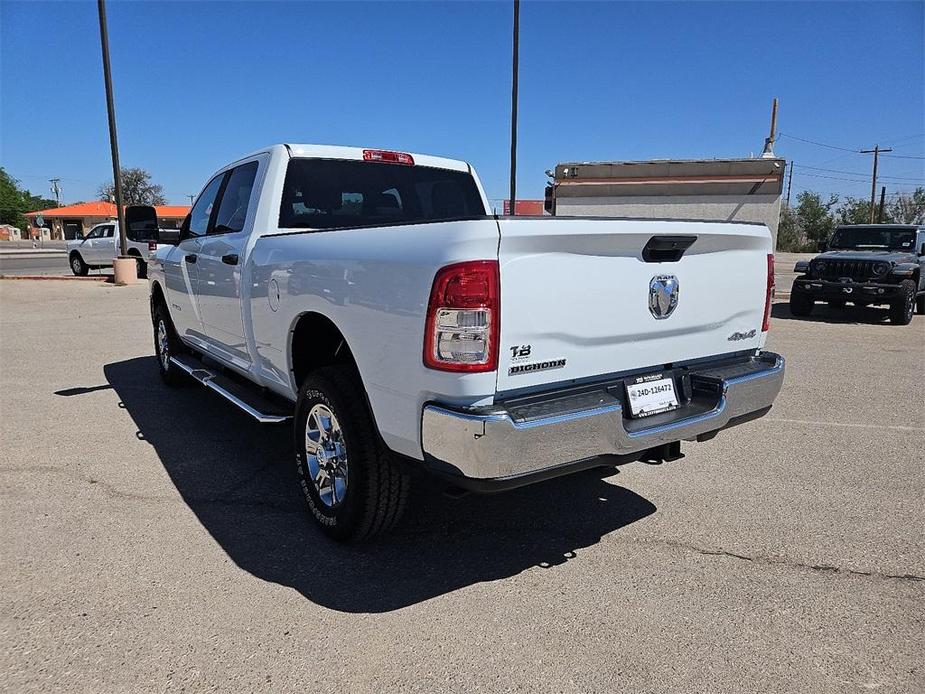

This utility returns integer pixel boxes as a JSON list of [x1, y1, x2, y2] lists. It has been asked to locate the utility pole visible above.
[[508, 0, 520, 216], [760, 97, 778, 158], [49, 178, 61, 205], [785, 161, 794, 207], [187, 194, 194, 206], [877, 186, 886, 223], [97, 0, 128, 257], [860, 145, 893, 223]]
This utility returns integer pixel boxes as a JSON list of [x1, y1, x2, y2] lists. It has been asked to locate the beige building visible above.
[[545, 158, 786, 245]]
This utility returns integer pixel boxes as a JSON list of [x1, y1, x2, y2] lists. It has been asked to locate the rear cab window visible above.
[[278, 158, 486, 230]]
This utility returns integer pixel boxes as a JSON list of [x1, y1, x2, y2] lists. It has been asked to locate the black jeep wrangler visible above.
[[790, 224, 925, 325]]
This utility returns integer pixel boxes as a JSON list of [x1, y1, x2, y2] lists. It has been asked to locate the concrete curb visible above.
[[0, 275, 112, 282], [0, 253, 67, 258]]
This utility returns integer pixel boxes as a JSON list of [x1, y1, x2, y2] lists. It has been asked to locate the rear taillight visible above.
[[363, 149, 414, 165], [424, 260, 499, 372], [762, 253, 774, 332]]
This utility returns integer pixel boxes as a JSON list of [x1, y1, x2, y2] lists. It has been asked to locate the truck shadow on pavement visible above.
[[771, 301, 897, 325], [103, 357, 656, 614]]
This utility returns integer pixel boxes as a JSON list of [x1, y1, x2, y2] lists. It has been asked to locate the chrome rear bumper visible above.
[[421, 351, 784, 485]]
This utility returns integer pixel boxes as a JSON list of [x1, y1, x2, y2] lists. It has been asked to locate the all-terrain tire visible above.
[[70, 253, 89, 276], [153, 302, 187, 386], [889, 280, 916, 325], [789, 291, 814, 317], [827, 298, 846, 310], [916, 292, 925, 316], [294, 365, 410, 542], [133, 255, 148, 279]]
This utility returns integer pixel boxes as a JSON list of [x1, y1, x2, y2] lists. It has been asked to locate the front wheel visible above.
[[827, 298, 846, 310], [294, 365, 410, 542], [153, 303, 187, 386], [889, 280, 916, 325], [789, 291, 814, 317], [70, 253, 88, 276]]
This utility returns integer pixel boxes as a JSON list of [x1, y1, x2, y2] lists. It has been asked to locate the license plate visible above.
[[625, 373, 679, 418]]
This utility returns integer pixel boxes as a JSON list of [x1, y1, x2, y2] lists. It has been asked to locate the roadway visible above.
[[0, 253, 111, 277], [1, 278, 922, 693]]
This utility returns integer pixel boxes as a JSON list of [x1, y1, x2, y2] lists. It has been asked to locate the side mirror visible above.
[[158, 229, 181, 245], [125, 205, 165, 243], [817, 240, 828, 252]]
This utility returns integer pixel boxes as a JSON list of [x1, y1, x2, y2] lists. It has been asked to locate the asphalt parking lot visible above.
[[1, 279, 922, 693]]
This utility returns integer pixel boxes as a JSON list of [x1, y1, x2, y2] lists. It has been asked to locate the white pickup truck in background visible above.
[[142, 143, 785, 541], [68, 220, 169, 278]]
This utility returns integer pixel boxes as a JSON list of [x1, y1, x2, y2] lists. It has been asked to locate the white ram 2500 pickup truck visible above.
[[145, 144, 785, 541]]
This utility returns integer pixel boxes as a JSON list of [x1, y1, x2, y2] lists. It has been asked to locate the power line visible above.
[[794, 163, 925, 182], [778, 132, 860, 153], [779, 132, 925, 160], [792, 173, 921, 191], [792, 172, 876, 184]]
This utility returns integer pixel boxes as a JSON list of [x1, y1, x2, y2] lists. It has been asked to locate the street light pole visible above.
[[97, 0, 128, 257], [508, 0, 520, 216]]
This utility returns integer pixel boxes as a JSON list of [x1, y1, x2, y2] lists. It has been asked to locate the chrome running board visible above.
[[170, 354, 292, 424]]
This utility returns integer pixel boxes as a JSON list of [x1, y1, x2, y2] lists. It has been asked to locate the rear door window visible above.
[[279, 159, 485, 229]]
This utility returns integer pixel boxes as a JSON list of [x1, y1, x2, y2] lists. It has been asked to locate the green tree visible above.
[[836, 196, 880, 225], [98, 167, 167, 206], [795, 191, 838, 245], [0, 168, 57, 230], [776, 204, 802, 251], [888, 187, 925, 224]]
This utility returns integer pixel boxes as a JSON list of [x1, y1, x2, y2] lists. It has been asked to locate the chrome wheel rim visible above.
[[304, 403, 348, 508], [72, 257, 81, 273], [157, 319, 169, 370]]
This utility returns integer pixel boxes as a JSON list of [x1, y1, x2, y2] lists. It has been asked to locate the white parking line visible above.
[[765, 418, 924, 432]]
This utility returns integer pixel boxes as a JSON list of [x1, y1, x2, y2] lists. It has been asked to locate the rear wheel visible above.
[[789, 291, 814, 317], [153, 302, 187, 386], [70, 253, 88, 276], [889, 280, 916, 325], [294, 365, 410, 542], [133, 254, 147, 279]]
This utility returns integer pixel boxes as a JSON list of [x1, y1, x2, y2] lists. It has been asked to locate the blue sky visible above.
[[2, 1, 923, 209]]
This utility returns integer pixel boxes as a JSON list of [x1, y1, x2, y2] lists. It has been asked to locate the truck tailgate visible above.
[[495, 217, 772, 393]]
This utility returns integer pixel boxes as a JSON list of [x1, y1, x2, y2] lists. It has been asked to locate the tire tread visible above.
[[297, 366, 410, 542]]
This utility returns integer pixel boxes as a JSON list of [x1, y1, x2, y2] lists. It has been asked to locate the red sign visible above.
[[502, 200, 545, 216]]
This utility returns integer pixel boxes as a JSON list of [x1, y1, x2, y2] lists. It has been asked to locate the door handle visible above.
[[221, 253, 239, 265], [185, 254, 197, 264]]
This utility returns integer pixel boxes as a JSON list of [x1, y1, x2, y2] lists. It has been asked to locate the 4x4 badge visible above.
[[649, 275, 679, 319]]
